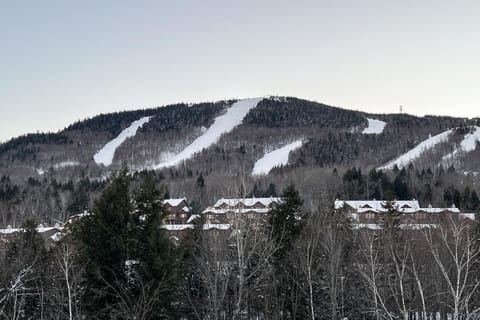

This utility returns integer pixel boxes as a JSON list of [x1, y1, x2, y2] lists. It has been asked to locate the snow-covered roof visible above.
[[213, 197, 283, 208], [0, 226, 64, 235], [335, 200, 420, 212], [64, 211, 92, 226], [202, 208, 272, 214], [161, 223, 230, 231], [353, 223, 438, 230], [460, 213, 476, 220], [162, 198, 187, 207], [337, 200, 469, 216]]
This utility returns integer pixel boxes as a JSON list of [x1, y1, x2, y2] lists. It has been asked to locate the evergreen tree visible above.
[[75, 170, 134, 318], [132, 175, 181, 319], [270, 184, 304, 259], [269, 184, 306, 318]]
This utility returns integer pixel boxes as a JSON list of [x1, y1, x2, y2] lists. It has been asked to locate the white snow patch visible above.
[[153, 98, 262, 169], [94, 116, 151, 166], [379, 129, 453, 170], [362, 118, 386, 134], [53, 161, 80, 169], [252, 140, 303, 176], [443, 126, 480, 162], [463, 171, 480, 177]]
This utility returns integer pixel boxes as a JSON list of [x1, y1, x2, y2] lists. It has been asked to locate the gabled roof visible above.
[[213, 197, 283, 208], [162, 198, 187, 207], [335, 200, 420, 212]]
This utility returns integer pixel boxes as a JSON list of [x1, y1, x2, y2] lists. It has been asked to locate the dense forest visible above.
[[243, 97, 367, 128]]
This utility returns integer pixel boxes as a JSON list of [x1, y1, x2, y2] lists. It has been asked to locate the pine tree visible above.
[[75, 169, 134, 317], [269, 184, 306, 317], [131, 175, 181, 319], [270, 184, 304, 259]]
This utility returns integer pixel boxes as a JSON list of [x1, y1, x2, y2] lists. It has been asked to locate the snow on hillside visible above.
[[443, 126, 480, 162], [94, 116, 151, 166], [362, 118, 386, 134], [53, 161, 80, 169], [153, 98, 262, 169], [379, 129, 453, 170], [252, 140, 303, 176]]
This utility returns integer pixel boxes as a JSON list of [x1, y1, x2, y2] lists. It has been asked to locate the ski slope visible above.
[[154, 98, 262, 169], [94, 116, 151, 166], [252, 140, 303, 176], [443, 126, 480, 162], [362, 118, 386, 134], [379, 129, 452, 170]]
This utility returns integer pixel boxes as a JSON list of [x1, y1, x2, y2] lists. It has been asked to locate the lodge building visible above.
[[334, 199, 475, 229]]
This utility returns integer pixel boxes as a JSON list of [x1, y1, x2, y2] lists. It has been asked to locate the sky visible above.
[[1, 0, 480, 142]]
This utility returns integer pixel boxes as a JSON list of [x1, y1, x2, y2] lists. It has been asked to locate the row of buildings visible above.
[[0, 197, 476, 248]]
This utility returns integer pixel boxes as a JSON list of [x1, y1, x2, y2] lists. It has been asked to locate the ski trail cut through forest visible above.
[[154, 98, 263, 169], [94, 116, 152, 166], [379, 129, 453, 170], [252, 140, 304, 176], [362, 118, 386, 134]]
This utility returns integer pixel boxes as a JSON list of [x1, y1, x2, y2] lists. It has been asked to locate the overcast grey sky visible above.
[[1, 0, 479, 142]]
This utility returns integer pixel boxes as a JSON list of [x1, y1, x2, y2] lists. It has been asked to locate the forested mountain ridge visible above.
[[0, 96, 479, 227]]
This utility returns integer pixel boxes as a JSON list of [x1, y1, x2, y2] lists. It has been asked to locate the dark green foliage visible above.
[[131, 175, 181, 317], [67, 178, 91, 214], [66, 110, 153, 136], [141, 101, 229, 133], [0, 175, 20, 202], [244, 97, 367, 128], [66, 101, 229, 137], [269, 185, 306, 317], [270, 184, 305, 256], [264, 183, 278, 197], [0, 133, 73, 155], [75, 170, 134, 316], [343, 167, 365, 199], [196, 174, 205, 189], [393, 175, 410, 200], [75, 171, 181, 319]]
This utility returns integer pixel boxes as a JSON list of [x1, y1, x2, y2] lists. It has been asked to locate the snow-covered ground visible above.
[[53, 161, 80, 169], [443, 126, 480, 162], [153, 98, 262, 169], [252, 140, 303, 176], [362, 118, 386, 134], [379, 129, 453, 170], [94, 116, 151, 166]]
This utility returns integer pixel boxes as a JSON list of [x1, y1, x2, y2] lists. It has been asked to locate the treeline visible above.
[[66, 101, 230, 137], [0, 133, 73, 162], [2, 173, 480, 319], [243, 97, 367, 128], [140, 101, 230, 133]]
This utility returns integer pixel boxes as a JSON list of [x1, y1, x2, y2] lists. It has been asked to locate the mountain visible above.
[[1, 96, 479, 226]]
